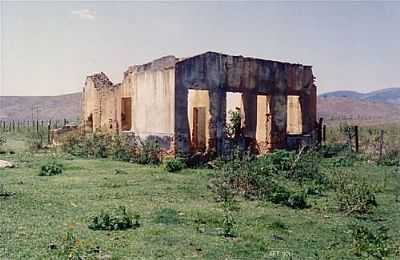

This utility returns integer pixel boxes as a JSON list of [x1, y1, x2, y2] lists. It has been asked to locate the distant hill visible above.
[[320, 88, 400, 105], [0, 88, 399, 125], [318, 96, 400, 124], [0, 93, 81, 121]]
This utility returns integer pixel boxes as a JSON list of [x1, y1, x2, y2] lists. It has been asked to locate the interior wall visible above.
[[188, 89, 210, 151], [287, 95, 302, 134]]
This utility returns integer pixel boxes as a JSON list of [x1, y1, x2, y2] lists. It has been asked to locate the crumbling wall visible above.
[[122, 56, 177, 149], [82, 73, 120, 132], [175, 52, 315, 155]]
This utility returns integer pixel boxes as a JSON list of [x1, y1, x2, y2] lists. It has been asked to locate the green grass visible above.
[[1, 134, 400, 259]]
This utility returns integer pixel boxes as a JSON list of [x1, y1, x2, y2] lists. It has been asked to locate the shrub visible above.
[[286, 192, 308, 209], [218, 184, 238, 238], [88, 206, 140, 231], [39, 160, 64, 176], [350, 224, 392, 259], [164, 158, 185, 172], [55, 230, 104, 259], [287, 151, 326, 185], [62, 132, 162, 165], [378, 150, 400, 166], [336, 178, 377, 215], [110, 134, 133, 162], [153, 208, 180, 225], [132, 139, 161, 165]]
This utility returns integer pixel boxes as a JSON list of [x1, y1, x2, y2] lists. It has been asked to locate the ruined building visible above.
[[81, 52, 317, 155]]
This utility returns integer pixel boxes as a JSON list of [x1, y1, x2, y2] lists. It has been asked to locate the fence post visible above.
[[48, 121, 51, 144], [379, 129, 384, 161], [322, 125, 326, 143], [354, 125, 359, 153], [36, 120, 39, 133], [318, 117, 323, 145]]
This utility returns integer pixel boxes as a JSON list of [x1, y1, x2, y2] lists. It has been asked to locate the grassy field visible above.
[[1, 132, 400, 259]]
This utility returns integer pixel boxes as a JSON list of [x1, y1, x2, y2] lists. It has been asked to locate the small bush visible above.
[[111, 134, 133, 162], [39, 160, 64, 176], [350, 224, 392, 259], [55, 230, 104, 259], [218, 184, 238, 238], [378, 150, 400, 166], [336, 178, 377, 215], [286, 192, 308, 209], [132, 139, 161, 165], [153, 208, 180, 225], [164, 158, 185, 172], [88, 206, 140, 231]]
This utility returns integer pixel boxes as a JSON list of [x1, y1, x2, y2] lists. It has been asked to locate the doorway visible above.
[[121, 97, 132, 131]]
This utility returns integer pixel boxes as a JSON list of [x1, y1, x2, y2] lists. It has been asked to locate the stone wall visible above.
[[174, 52, 316, 155]]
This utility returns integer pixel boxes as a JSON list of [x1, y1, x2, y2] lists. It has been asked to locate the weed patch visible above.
[[88, 206, 140, 231], [39, 159, 64, 176]]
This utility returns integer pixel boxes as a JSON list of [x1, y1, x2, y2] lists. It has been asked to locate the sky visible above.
[[0, 1, 399, 96]]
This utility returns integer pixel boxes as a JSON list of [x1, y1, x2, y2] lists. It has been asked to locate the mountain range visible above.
[[319, 88, 400, 105], [0, 88, 399, 125]]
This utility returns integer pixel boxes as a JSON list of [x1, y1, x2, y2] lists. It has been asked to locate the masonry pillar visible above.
[[300, 84, 317, 135], [208, 88, 226, 155], [174, 71, 190, 156], [270, 94, 288, 149]]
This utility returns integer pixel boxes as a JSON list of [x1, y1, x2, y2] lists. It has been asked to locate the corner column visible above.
[[300, 84, 317, 135], [270, 94, 288, 149], [174, 68, 190, 156], [208, 88, 226, 155]]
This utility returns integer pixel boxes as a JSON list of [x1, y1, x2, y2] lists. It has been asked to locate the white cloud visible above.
[[71, 9, 96, 20]]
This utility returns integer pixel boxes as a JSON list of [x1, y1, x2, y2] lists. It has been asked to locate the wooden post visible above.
[[318, 117, 323, 145], [36, 120, 39, 133], [322, 125, 326, 143], [379, 129, 384, 161], [47, 121, 51, 144], [354, 125, 359, 153]]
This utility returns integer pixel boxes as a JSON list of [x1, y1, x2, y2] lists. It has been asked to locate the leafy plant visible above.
[[111, 134, 133, 162], [336, 177, 377, 215], [132, 139, 161, 165], [218, 184, 238, 238], [286, 192, 308, 209], [350, 223, 392, 259], [88, 206, 140, 231], [164, 158, 185, 172], [226, 108, 242, 139], [39, 160, 64, 176], [55, 230, 104, 259]]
